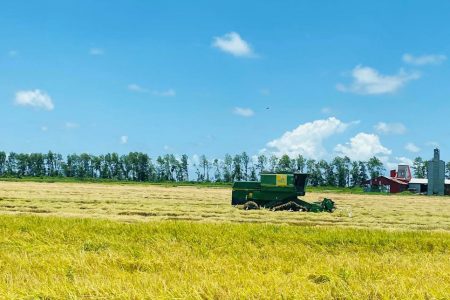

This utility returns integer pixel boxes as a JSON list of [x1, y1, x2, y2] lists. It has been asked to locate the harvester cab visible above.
[[293, 173, 308, 196], [232, 173, 335, 212]]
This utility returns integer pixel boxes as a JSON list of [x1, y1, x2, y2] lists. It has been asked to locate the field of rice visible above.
[[0, 181, 449, 299], [0, 181, 449, 230]]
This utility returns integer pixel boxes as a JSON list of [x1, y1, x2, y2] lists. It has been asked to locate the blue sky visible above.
[[1, 0, 449, 167]]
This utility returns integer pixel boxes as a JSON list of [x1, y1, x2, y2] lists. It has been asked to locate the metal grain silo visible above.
[[427, 148, 445, 196]]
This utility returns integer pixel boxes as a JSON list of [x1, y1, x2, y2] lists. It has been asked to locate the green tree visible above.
[[16, 153, 29, 177], [332, 157, 347, 187], [180, 154, 189, 181], [199, 155, 210, 181], [343, 156, 351, 186], [249, 164, 257, 181], [241, 152, 250, 180], [295, 155, 306, 173], [268, 155, 278, 173], [222, 154, 233, 182], [359, 161, 368, 185], [367, 156, 385, 179], [0, 151, 6, 176], [320, 160, 335, 186], [6, 152, 18, 176], [350, 161, 360, 187], [155, 156, 166, 181], [256, 154, 267, 175], [232, 154, 242, 181], [412, 157, 426, 178], [306, 159, 321, 186], [213, 159, 221, 182], [278, 154, 292, 172]]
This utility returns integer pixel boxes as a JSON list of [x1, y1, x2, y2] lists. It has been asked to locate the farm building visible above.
[[365, 149, 449, 195], [364, 176, 408, 193], [427, 149, 446, 195], [364, 164, 411, 193], [408, 178, 450, 194]]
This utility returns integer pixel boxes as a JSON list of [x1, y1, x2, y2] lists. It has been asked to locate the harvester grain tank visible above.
[[232, 173, 335, 212]]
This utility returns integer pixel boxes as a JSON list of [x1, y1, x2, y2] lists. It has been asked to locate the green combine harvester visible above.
[[232, 173, 335, 212]]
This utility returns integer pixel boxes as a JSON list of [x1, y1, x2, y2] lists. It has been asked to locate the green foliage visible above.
[[413, 157, 427, 178], [2, 150, 444, 189], [367, 156, 385, 179]]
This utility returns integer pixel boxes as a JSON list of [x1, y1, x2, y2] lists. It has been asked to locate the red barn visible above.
[[365, 176, 409, 193], [364, 164, 411, 193]]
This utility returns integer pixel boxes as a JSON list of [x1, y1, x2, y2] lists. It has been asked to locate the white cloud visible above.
[[65, 122, 79, 129], [127, 84, 175, 97], [89, 48, 104, 55], [120, 135, 128, 144], [233, 107, 254, 117], [334, 132, 391, 161], [321, 107, 332, 114], [212, 32, 254, 57], [153, 89, 176, 97], [402, 53, 447, 65], [374, 122, 406, 135], [405, 142, 420, 153], [41, 126, 48, 132], [128, 84, 148, 93], [15, 89, 54, 110], [266, 117, 350, 159], [336, 65, 420, 95]]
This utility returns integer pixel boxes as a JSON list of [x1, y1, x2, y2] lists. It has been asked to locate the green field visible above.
[[0, 181, 449, 299]]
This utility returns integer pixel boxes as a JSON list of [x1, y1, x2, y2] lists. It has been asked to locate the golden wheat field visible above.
[[0, 181, 449, 230], [0, 181, 449, 299]]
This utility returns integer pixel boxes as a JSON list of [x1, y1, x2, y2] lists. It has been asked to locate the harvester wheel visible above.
[[273, 201, 308, 212], [243, 201, 259, 210]]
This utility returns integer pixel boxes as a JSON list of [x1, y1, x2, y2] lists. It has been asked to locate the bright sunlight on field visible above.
[[0, 181, 449, 230], [0, 181, 449, 299]]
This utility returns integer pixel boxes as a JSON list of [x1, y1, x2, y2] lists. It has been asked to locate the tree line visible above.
[[0, 151, 448, 186]]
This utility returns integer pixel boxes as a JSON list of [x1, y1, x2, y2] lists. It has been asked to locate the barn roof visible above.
[[410, 178, 450, 185]]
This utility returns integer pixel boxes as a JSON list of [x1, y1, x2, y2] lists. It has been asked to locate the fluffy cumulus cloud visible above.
[[212, 32, 254, 57], [120, 135, 128, 144], [336, 65, 420, 95], [15, 89, 54, 110], [405, 142, 420, 153], [233, 107, 254, 117], [374, 122, 406, 134], [402, 53, 447, 65], [266, 117, 350, 159], [334, 133, 391, 161]]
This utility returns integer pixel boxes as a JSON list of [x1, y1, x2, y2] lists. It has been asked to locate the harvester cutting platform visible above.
[[232, 173, 335, 212]]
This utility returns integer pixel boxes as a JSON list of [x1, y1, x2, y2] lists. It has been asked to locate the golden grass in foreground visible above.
[[0, 181, 449, 230], [0, 215, 449, 299]]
